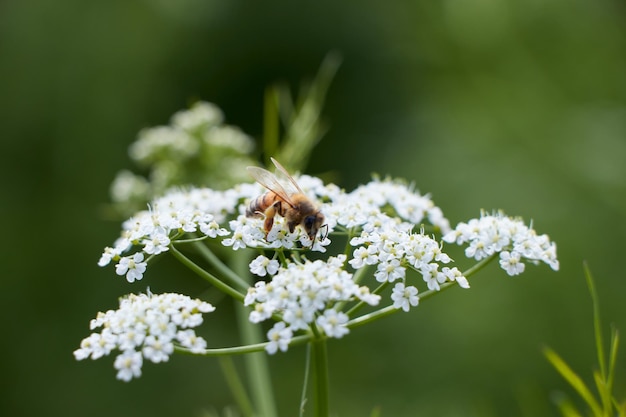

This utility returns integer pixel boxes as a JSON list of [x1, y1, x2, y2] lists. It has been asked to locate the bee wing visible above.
[[246, 166, 297, 207], [270, 157, 304, 194]]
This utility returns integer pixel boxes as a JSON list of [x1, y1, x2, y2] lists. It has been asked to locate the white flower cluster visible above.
[[443, 212, 560, 276], [244, 255, 381, 354], [98, 176, 338, 281], [129, 102, 254, 165], [108, 101, 259, 218], [222, 174, 338, 252], [130, 125, 200, 165], [74, 292, 215, 381], [171, 101, 224, 132], [98, 187, 238, 282], [342, 180, 451, 233], [109, 170, 150, 205], [349, 225, 468, 291], [322, 179, 467, 311], [98, 175, 463, 316], [98, 172, 558, 341], [336, 208, 467, 316], [91, 166, 561, 368]]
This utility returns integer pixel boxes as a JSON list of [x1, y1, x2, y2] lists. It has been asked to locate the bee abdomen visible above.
[[246, 197, 262, 217], [246, 193, 277, 218]]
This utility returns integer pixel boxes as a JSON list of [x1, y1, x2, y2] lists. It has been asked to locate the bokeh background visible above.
[[2, 0, 625, 416]]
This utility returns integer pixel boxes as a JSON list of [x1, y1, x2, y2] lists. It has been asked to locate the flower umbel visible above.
[[244, 255, 380, 351], [443, 211, 559, 276], [91, 168, 559, 366], [74, 292, 215, 381]]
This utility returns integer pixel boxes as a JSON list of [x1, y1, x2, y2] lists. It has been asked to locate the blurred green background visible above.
[[2, 0, 625, 416]]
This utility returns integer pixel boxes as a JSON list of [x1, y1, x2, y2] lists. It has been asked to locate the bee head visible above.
[[303, 212, 326, 241]]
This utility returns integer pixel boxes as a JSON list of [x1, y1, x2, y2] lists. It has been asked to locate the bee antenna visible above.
[[320, 224, 329, 241]]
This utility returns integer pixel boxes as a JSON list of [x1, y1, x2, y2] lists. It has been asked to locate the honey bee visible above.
[[246, 157, 325, 244]]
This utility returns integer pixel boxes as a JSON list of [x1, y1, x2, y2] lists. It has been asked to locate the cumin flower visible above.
[[443, 211, 559, 276], [74, 292, 215, 381], [244, 255, 380, 352]]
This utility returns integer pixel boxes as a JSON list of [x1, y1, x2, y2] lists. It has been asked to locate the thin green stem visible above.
[[191, 240, 250, 292], [291, 250, 304, 264], [169, 244, 245, 303], [277, 249, 289, 266], [299, 343, 312, 417], [347, 305, 397, 329], [311, 337, 330, 417], [174, 334, 311, 356], [463, 253, 498, 279], [343, 228, 357, 258], [352, 264, 373, 286], [333, 266, 376, 314], [232, 253, 278, 417], [310, 321, 323, 340], [218, 356, 254, 417], [347, 254, 499, 329], [172, 235, 209, 244], [344, 281, 387, 317]]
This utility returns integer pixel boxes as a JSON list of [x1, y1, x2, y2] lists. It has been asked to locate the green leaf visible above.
[[543, 346, 602, 416], [551, 391, 584, 417], [583, 262, 606, 380], [593, 370, 611, 416], [607, 328, 619, 401]]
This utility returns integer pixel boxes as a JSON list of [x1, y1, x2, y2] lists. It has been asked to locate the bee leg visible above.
[[263, 202, 280, 234], [286, 221, 297, 233], [263, 216, 274, 234]]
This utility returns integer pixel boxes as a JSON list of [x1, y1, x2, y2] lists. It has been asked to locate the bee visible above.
[[246, 157, 325, 244]]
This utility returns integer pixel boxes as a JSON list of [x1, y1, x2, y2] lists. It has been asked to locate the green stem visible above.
[[299, 343, 312, 417], [311, 337, 330, 417], [462, 253, 498, 279], [218, 356, 254, 417], [191, 240, 250, 292], [171, 235, 209, 244], [169, 244, 245, 303], [347, 254, 499, 329], [342, 228, 357, 259], [232, 253, 279, 417], [277, 249, 289, 266], [347, 305, 397, 329], [174, 334, 311, 356], [351, 264, 373, 286], [344, 281, 387, 317]]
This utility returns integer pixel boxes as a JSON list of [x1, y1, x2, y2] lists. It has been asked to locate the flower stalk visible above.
[[191, 240, 251, 292], [232, 252, 279, 417], [218, 356, 255, 417], [169, 243, 245, 303], [311, 336, 330, 417]]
